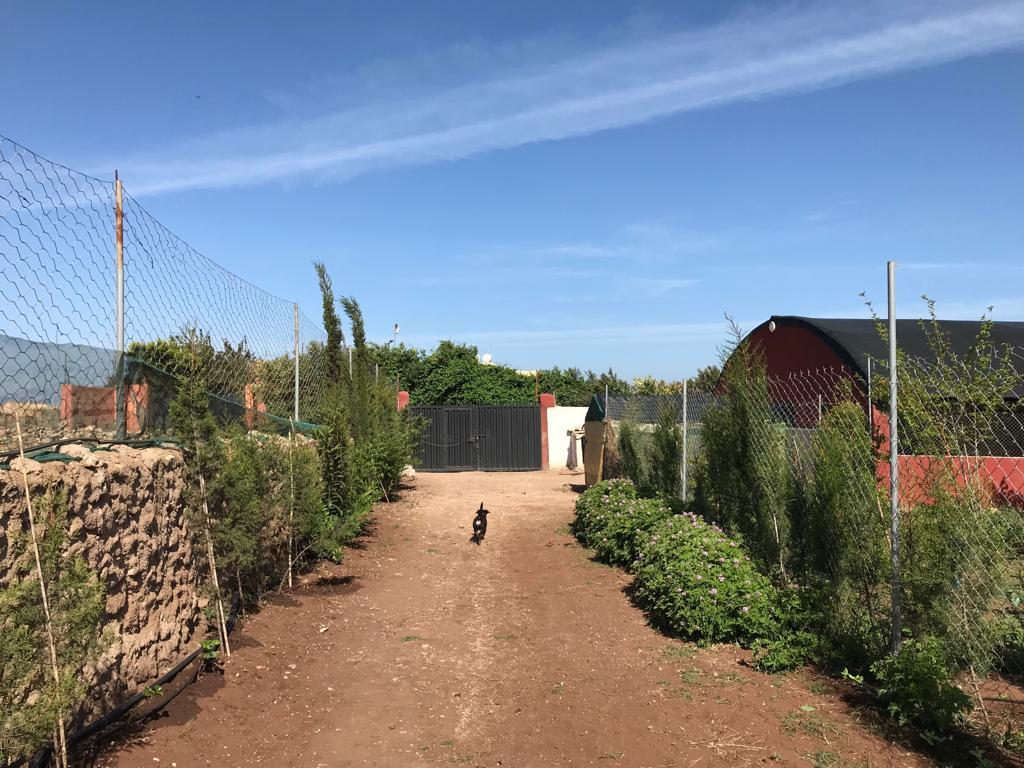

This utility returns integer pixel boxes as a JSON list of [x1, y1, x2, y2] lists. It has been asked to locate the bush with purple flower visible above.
[[571, 479, 672, 567], [631, 513, 780, 645]]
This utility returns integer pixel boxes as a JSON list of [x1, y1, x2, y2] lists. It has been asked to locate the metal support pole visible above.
[[682, 379, 688, 501], [114, 171, 125, 438], [293, 303, 300, 423], [817, 393, 823, 424], [887, 260, 902, 654]]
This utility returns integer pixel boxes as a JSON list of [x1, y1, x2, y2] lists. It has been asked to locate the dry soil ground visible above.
[[96, 470, 934, 768]]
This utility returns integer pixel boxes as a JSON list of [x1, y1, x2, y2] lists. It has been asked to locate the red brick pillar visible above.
[[60, 383, 73, 426], [397, 390, 410, 411], [539, 393, 555, 470]]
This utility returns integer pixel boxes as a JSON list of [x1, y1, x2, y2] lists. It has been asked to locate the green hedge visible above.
[[571, 480, 672, 568], [632, 513, 781, 645], [571, 480, 782, 646]]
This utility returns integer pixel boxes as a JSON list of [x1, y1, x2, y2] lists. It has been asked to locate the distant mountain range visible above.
[[0, 334, 118, 404]]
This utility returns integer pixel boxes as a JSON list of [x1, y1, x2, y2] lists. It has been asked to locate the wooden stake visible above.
[[287, 421, 295, 589], [15, 415, 69, 768], [197, 468, 231, 657]]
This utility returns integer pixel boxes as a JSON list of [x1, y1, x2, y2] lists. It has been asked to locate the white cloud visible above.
[[113, 1, 1024, 195], [402, 321, 731, 348]]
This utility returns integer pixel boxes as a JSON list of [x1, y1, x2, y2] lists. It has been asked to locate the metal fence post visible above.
[[293, 303, 299, 423], [682, 379, 688, 501], [114, 171, 125, 438], [888, 260, 902, 654]]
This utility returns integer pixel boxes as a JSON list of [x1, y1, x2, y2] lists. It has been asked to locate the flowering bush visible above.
[[571, 480, 671, 567], [632, 513, 782, 645], [571, 479, 638, 548]]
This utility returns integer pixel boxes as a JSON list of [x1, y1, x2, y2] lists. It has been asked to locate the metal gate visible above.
[[410, 405, 542, 472]]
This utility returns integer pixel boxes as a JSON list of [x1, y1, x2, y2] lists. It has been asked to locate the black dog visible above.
[[471, 502, 490, 544]]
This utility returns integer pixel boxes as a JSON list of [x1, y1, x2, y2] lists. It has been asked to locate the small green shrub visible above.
[[616, 421, 651, 495], [632, 513, 781, 645], [1003, 728, 1024, 755], [577, 491, 672, 569], [570, 479, 638, 549], [752, 629, 819, 674], [0, 491, 108, 764], [649, 404, 685, 499], [869, 637, 972, 732]]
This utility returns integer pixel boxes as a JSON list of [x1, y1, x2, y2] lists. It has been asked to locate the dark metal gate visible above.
[[410, 405, 541, 472]]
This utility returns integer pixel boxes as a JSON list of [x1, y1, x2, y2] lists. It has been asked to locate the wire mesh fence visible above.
[[603, 350, 1024, 727], [0, 135, 332, 457]]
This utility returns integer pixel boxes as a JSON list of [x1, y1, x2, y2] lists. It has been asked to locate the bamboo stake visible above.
[[288, 420, 295, 589], [197, 468, 230, 657], [15, 415, 69, 768]]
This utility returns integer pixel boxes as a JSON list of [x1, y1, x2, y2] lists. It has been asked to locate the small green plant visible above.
[[869, 637, 972, 732], [200, 637, 222, 665], [142, 684, 164, 699], [782, 706, 839, 741], [1002, 728, 1024, 755]]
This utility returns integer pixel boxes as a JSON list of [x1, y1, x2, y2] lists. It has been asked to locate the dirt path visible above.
[[98, 471, 930, 768]]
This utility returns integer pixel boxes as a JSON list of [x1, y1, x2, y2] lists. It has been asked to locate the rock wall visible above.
[[0, 444, 205, 724]]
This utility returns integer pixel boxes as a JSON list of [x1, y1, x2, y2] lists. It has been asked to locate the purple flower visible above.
[[696, 574, 703, 581], [710, 588, 718, 595], [718, 575, 725, 582], [741, 606, 750, 613]]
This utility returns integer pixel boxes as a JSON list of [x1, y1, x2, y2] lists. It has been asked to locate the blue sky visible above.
[[3, 0, 1023, 379]]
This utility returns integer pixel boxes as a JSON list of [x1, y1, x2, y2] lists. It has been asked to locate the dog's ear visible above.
[[479, 502, 484, 511]]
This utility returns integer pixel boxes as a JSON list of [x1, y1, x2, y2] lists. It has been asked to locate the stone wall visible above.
[[0, 444, 205, 724]]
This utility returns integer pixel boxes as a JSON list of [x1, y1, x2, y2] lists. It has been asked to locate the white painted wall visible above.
[[547, 406, 588, 469]]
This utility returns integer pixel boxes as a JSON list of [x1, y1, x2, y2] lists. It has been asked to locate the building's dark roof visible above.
[[761, 316, 1024, 397]]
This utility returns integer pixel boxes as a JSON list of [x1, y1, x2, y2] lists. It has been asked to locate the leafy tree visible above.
[[314, 260, 346, 383], [632, 376, 684, 395], [693, 320, 792, 579], [689, 365, 721, 393]]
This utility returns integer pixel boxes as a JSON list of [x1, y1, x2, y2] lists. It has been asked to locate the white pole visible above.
[[682, 379, 688, 500], [293, 303, 300, 422], [887, 260, 902, 654]]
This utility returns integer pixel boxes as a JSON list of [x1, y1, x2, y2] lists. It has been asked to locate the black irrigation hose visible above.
[[15, 594, 241, 768]]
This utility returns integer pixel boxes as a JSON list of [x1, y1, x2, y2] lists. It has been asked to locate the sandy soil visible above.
[[94, 470, 934, 768]]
